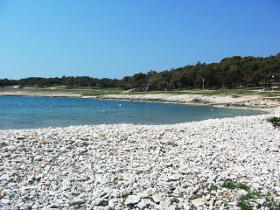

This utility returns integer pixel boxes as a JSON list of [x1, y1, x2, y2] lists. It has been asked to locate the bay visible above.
[[0, 96, 262, 129]]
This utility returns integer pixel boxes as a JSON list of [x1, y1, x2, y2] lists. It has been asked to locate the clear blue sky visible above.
[[0, 0, 279, 79]]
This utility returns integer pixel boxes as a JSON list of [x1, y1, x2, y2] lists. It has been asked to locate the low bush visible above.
[[268, 117, 280, 129]]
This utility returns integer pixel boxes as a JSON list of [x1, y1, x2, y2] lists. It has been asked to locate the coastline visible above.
[[0, 114, 280, 209], [95, 94, 278, 114], [1, 90, 280, 113]]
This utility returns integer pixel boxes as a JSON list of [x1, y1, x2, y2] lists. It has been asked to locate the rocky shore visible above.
[[1, 114, 280, 209], [99, 94, 280, 110], [1, 90, 280, 110]]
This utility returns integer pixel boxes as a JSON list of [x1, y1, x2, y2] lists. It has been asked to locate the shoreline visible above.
[[97, 93, 280, 113], [1, 90, 279, 114], [94, 95, 275, 113]]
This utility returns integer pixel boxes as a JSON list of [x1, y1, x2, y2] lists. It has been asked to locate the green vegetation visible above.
[[121, 192, 133, 199], [1, 85, 280, 99], [238, 202, 252, 210], [0, 86, 124, 96], [238, 190, 262, 210], [221, 180, 279, 210], [209, 184, 218, 192], [268, 117, 280, 129], [1, 54, 279, 91], [222, 179, 250, 191]]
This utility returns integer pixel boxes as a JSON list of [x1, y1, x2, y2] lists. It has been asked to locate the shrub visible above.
[[268, 117, 280, 129]]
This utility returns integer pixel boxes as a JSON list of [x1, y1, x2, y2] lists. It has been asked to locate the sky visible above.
[[0, 0, 279, 80]]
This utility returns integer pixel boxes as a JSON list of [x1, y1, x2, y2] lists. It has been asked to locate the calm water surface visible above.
[[0, 96, 263, 129]]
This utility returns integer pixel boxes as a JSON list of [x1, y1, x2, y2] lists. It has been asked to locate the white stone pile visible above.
[[0, 114, 280, 209], [101, 94, 262, 106]]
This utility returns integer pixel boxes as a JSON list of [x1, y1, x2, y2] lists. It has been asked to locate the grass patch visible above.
[[209, 184, 218, 192], [238, 190, 268, 210], [238, 201, 252, 210], [262, 92, 280, 97], [268, 117, 280, 129], [128, 89, 257, 96], [121, 192, 133, 199], [265, 197, 280, 209], [0, 86, 124, 96], [118, 89, 280, 98], [222, 179, 250, 191], [81, 91, 106, 96], [2, 86, 280, 99], [232, 95, 240, 98], [221, 180, 280, 210]]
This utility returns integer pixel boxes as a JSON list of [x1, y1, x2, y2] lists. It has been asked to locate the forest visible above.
[[1, 54, 279, 91]]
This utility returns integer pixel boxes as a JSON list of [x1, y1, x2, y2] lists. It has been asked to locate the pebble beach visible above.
[[1, 111, 280, 209]]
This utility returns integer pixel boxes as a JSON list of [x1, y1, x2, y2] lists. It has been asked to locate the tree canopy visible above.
[[1, 54, 279, 90]]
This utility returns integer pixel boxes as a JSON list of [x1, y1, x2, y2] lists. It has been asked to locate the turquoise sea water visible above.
[[0, 96, 263, 130]]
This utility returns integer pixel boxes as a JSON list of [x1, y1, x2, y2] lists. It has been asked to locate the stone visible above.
[[152, 195, 161, 203], [160, 200, 171, 209], [181, 183, 188, 188], [191, 198, 205, 208], [1, 199, 10, 204], [274, 196, 280, 203], [168, 174, 181, 182], [166, 205, 177, 210], [237, 189, 248, 196], [70, 197, 86, 206], [137, 199, 153, 209], [138, 192, 150, 199], [252, 183, 262, 190], [95, 176, 110, 185], [49, 203, 60, 208], [205, 194, 211, 201], [108, 199, 118, 208], [0, 191, 5, 199], [0, 174, 10, 181], [256, 198, 266, 206], [275, 186, 280, 195], [125, 195, 141, 205]]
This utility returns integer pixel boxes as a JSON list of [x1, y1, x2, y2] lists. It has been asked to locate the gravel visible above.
[[0, 114, 280, 209]]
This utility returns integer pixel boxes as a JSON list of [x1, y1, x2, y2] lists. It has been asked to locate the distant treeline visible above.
[[1, 54, 280, 90]]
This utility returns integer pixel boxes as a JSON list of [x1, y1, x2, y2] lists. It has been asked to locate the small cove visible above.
[[0, 96, 263, 130]]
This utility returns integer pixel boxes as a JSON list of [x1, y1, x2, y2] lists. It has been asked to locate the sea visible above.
[[0, 96, 263, 130]]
